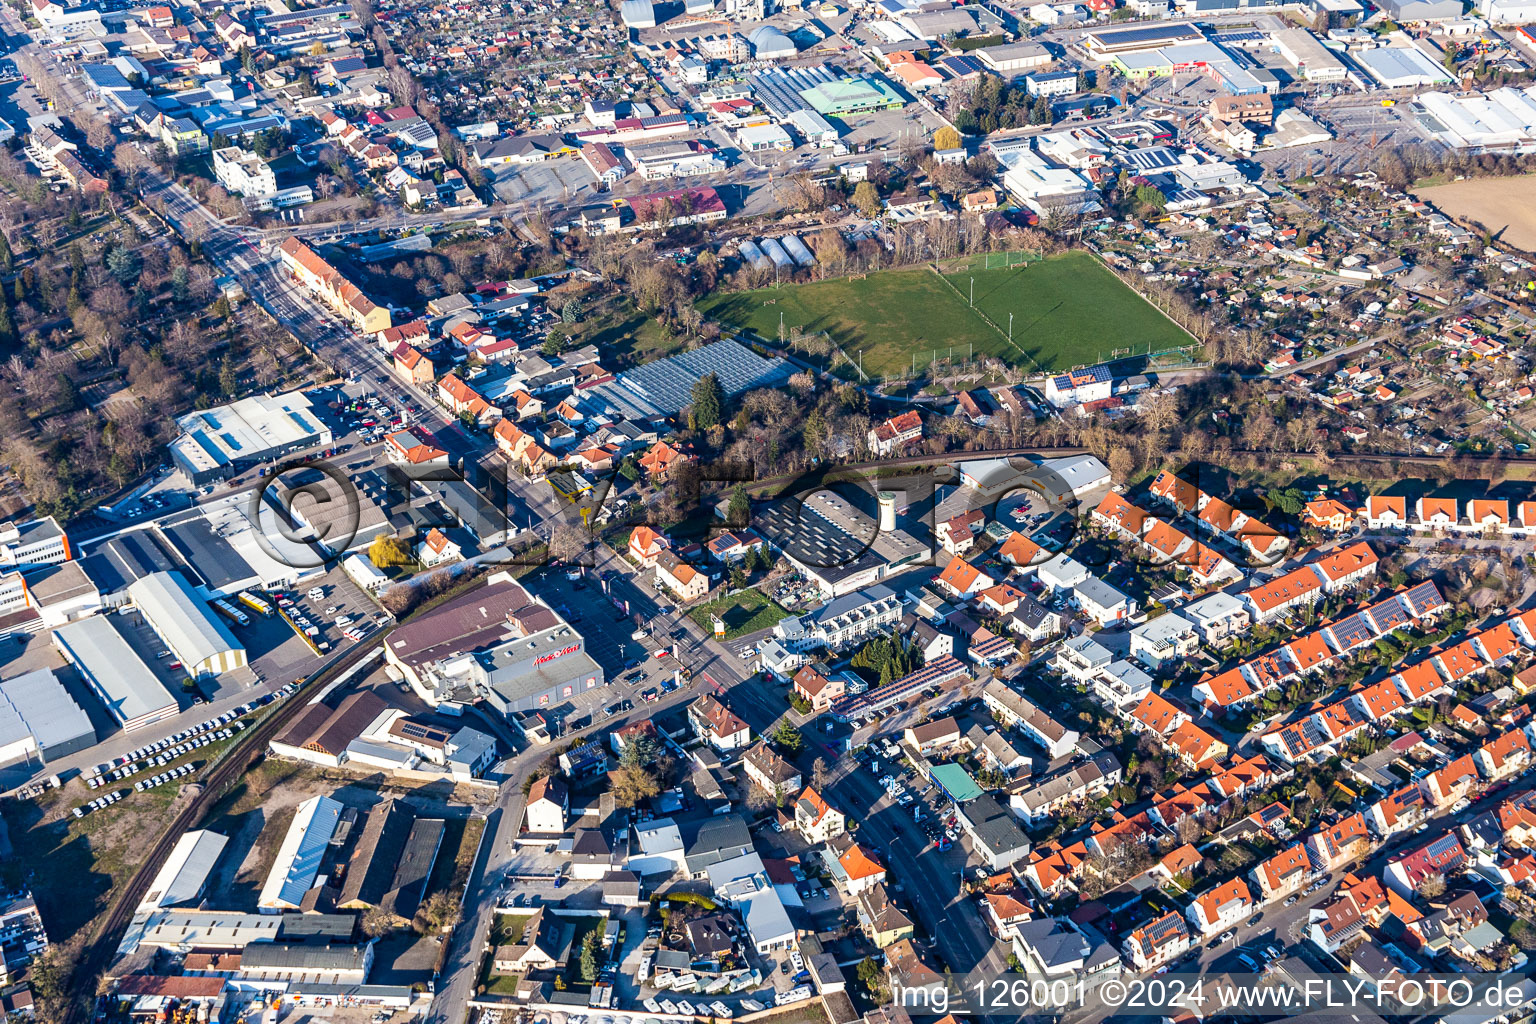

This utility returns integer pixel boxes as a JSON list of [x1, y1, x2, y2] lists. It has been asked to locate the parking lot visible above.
[[272, 565, 387, 656], [487, 157, 598, 205]]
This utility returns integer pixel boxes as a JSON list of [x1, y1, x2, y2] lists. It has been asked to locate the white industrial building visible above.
[[1484, 0, 1536, 22], [127, 571, 247, 679], [991, 141, 1100, 216], [1355, 44, 1454, 87], [171, 391, 334, 485], [1271, 28, 1348, 82], [212, 146, 278, 197], [976, 40, 1053, 73], [0, 667, 94, 767], [1419, 86, 1536, 152], [258, 794, 345, 912], [52, 615, 178, 732], [138, 830, 229, 913]]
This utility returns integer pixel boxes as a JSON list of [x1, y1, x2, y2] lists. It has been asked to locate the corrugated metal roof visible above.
[[0, 666, 93, 755], [141, 829, 228, 911], [127, 570, 242, 669], [258, 795, 344, 909], [51, 615, 177, 726]]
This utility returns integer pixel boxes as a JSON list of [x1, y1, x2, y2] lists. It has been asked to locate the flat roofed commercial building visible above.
[[754, 489, 929, 599], [977, 40, 1052, 73], [127, 571, 247, 679], [1355, 44, 1453, 87], [0, 666, 94, 765], [1271, 28, 1347, 81], [139, 829, 229, 913], [0, 517, 70, 572], [384, 572, 605, 713], [1082, 22, 1204, 53], [171, 390, 333, 485], [52, 615, 178, 732]]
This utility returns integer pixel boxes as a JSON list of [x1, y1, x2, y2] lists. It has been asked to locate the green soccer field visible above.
[[697, 250, 1194, 378]]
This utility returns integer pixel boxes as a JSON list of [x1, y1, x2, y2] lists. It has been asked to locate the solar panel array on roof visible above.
[[749, 66, 842, 118], [1401, 580, 1446, 617], [1425, 833, 1461, 859], [1121, 146, 1183, 172], [1083, 21, 1204, 50], [1361, 595, 1411, 634], [1325, 613, 1373, 651], [830, 656, 970, 720], [592, 339, 791, 419]]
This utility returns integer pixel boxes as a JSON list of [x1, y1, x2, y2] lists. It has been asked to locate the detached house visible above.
[[938, 510, 986, 555], [742, 742, 802, 796], [1187, 877, 1255, 937], [794, 788, 846, 843], [792, 665, 845, 713], [867, 411, 923, 457], [655, 551, 709, 602], [689, 695, 750, 751], [1123, 912, 1190, 972], [628, 525, 670, 568]]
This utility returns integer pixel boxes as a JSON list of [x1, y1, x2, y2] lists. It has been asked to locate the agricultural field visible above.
[[698, 250, 1192, 378], [1414, 175, 1536, 252]]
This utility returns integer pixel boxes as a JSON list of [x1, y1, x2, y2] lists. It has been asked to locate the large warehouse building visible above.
[[259, 794, 345, 913], [170, 391, 334, 485], [0, 667, 95, 767], [138, 829, 229, 913], [384, 571, 605, 715], [52, 615, 178, 732], [127, 571, 247, 679]]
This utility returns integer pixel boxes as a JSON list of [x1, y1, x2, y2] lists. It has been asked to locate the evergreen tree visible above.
[[691, 371, 724, 429], [0, 231, 13, 273], [727, 483, 750, 527], [219, 353, 239, 397]]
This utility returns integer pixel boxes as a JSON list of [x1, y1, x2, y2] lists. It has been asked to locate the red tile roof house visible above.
[[627, 525, 670, 568], [437, 373, 502, 427], [1252, 843, 1313, 903], [938, 510, 987, 555], [1364, 496, 1408, 530], [935, 556, 993, 600], [1473, 729, 1531, 782], [866, 411, 923, 457], [1305, 812, 1371, 873], [639, 441, 695, 479], [1186, 877, 1255, 937], [1308, 541, 1379, 594], [793, 665, 845, 713], [1424, 754, 1479, 807], [385, 429, 448, 466], [1383, 832, 1467, 898], [688, 694, 750, 751]]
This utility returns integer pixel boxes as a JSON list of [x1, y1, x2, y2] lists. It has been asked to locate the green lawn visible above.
[[944, 251, 1195, 370], [698, 250, 1194, 377], [688, 588, 792, 639]]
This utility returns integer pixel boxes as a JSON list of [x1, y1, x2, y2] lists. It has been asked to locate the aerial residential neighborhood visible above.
[[4, 0, 1536, 1017]]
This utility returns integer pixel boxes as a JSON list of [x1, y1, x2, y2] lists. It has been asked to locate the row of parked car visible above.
[[89, 710, 250, 785], [73, 790, 125, 816], [133, 761, 198, 793]]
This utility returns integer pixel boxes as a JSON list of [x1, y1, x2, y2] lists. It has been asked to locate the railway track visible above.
[[63, 637, 387, 1024], [53, 442, 1515, 1018]]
